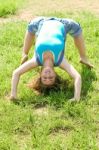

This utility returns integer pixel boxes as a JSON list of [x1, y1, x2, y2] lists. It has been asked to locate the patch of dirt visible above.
[[0, 0, 99, 23], [17, 0, 99, 21], [48, 126, 73, 143], [34, 107, 48, 116], [14, 134, 32, 150]]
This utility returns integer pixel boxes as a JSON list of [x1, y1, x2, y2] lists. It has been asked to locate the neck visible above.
[[43, 57, 54, 68]]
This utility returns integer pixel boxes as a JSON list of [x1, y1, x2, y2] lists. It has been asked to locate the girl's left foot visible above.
[[80, 58, 94, 68]]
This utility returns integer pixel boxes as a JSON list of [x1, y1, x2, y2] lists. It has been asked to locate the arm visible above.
[[59, 57, 82, 101], [10, 58, 38, 100]]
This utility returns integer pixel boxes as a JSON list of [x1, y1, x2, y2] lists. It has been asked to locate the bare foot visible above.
[[80, 58, 94, 68]]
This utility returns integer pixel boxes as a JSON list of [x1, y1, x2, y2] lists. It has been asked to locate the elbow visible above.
[[75, 74, 82, 83], [77, 74, 81, 81], [77, 74, 82, 83], [12, 69, 20, 78]]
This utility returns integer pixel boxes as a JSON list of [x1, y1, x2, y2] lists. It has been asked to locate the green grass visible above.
[[0, 12, 99, 149], [0, 0, 26, 17]]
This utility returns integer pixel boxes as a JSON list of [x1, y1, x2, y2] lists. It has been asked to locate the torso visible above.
[[35, 20, 65, 66]]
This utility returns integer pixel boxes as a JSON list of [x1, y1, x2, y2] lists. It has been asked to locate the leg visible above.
[[21, 31, 35, 64], [23, 31, 35, 55], [74, 33, 93, 68], [10, 58, 38, 100]]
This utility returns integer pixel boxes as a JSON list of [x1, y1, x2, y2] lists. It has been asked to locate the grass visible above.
[[0, 0, 26, 17], [0, 10, 99, 150]]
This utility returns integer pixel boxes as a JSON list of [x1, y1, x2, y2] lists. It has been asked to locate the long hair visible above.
[[27, 73, 68, 95]]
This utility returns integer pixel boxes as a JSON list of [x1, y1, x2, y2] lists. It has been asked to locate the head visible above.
[[27, 72, 68, 95], [40, 66, 56, 86]]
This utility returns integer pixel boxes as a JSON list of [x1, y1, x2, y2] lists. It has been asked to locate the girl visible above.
[[10, 17, 93, 101]]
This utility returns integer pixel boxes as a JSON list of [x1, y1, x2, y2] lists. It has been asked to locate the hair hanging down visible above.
[[27, 73, 68, 95]]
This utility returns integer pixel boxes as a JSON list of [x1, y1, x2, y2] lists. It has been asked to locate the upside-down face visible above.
[[41, 67, 56, 86]]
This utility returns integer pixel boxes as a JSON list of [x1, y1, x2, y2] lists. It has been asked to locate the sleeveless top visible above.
[[35, 20, 66, 66]]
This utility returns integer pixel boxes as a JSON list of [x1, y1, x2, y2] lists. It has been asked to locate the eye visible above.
[[43, 76, 47, 80], [49, 77, 53, 79]]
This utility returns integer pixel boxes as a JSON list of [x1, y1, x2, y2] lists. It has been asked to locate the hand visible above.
[[6, 95, 17, 102], [9, 95, 17, 101], [69, 97, 80, 103], [69, 97, 76, 102], [21, 54, 28, 65]]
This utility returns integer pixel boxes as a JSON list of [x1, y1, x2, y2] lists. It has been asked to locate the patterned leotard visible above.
[[35, 20, 65, 66]]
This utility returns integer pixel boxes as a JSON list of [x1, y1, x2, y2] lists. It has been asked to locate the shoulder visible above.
[[32, 53, 40, 66], [59, 57, 68, 68], [59, 57, 81, 79], [30, 16, 45, 24]]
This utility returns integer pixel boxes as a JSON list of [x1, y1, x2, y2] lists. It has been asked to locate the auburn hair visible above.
[[27, 73, 68, 95]]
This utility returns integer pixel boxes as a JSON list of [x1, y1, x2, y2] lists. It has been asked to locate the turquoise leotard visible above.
[[35, 20, 66, 66]]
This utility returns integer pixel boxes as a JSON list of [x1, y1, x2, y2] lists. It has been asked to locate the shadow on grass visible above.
[[14, 66, 97, 108], [15, 79, 74, 108], [81, 65, 97, 99]]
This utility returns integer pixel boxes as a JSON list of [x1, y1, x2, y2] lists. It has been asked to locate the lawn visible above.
[[0, 6, 99, 150]]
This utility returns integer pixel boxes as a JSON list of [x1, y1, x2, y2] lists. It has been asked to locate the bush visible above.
[[0, 0, 25, 17]]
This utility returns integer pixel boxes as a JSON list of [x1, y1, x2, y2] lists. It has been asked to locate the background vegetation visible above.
[[0, 0, 26, 17]]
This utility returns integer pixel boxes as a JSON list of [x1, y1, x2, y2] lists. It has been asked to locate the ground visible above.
[[0, 0, 99, 23]]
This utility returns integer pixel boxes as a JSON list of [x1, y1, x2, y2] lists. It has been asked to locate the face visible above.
[[41, 67, 56, 86]]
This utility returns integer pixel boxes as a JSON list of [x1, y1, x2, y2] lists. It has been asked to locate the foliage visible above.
[[0, 0, 26, 17]]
